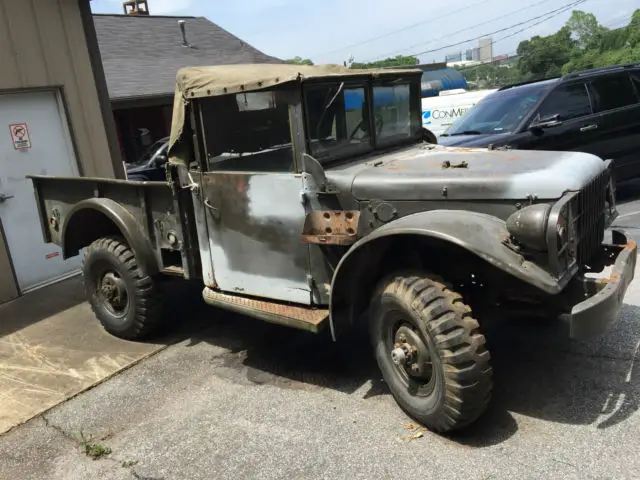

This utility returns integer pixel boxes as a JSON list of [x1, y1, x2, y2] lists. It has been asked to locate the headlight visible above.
[[506, 203, 551, 251]]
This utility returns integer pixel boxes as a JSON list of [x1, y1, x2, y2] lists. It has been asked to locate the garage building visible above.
[[0, 0, 121, 304]]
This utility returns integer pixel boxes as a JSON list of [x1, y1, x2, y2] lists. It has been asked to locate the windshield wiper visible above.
[[448, 130, 484, 136]]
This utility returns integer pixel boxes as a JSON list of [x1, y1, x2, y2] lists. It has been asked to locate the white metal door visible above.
[[0, 90, 82, 293]]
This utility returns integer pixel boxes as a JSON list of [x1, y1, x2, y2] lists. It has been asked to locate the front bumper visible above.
[[567, 229, 637, 339]]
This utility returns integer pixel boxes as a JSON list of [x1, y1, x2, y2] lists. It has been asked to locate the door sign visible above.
[[9, 123, 31, 150]]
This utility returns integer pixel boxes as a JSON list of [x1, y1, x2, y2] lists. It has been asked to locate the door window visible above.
[[589, 74, 639, 112], [536, 83, 592, 122], [199, 89, 295, 172]]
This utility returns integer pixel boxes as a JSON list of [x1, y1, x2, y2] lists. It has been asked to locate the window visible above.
[[305, 84, 371, 159], [537, 83, 592, 121], [373, 84, 412, 143], [446, 82, 550, 135], [199, 89, 295, 172], [589, 74, 639, 112]]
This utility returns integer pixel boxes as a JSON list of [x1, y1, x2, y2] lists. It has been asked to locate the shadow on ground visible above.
[[616, 178, 640, 204], [159, 278, 640, 448], [0, 276, 86, 338]]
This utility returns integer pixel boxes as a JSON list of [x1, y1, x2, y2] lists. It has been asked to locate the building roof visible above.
[[93, 14, 283, 101]]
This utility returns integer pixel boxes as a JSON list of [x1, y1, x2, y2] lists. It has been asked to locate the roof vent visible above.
[[178, 20, 192, 47], [122, 0, 150, 15]]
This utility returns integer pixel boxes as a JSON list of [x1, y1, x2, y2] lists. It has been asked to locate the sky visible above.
[[91, 0, 638, 64]]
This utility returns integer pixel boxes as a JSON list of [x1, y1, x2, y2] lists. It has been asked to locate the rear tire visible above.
[[83, 236, 160, 340], [369, 272, 492, 432]]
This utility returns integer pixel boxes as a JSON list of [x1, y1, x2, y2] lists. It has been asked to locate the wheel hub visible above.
[[99, 271, 128, 312], [391, 325, 432, 380]]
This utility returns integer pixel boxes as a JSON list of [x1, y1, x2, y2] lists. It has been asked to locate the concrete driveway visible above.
[[1, 263, 639, 479], [0, 276, 203, 435]]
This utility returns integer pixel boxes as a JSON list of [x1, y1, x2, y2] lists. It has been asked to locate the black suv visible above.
[[439, 63, 640, 183]]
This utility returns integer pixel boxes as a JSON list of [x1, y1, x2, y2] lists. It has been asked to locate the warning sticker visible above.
[[9, 123, 31, 150]]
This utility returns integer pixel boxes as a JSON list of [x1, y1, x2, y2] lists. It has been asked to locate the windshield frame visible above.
[[301, 74, 422, 164], [444, 81, 555, 137]]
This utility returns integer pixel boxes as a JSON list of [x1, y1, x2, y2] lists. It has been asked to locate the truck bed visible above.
[[28, 171, 201, 280]]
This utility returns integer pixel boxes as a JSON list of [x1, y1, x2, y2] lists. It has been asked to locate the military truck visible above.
[[29, 64, 636, 433]]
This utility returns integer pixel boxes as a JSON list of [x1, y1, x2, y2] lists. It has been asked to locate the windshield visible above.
[[304, 80, 418, 161], [444, 83, 551, 136], [129, 138, 168, 166]]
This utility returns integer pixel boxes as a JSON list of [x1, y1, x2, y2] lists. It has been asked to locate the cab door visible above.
[[587, 72, 640, 182], [195, 89, 312, 305], [520, 81, 604, 156]]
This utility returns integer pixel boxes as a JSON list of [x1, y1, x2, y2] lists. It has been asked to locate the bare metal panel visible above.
[[200, 172, 311, 304]]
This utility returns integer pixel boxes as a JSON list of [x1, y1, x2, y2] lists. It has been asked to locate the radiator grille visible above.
[[574, 170, 608, 265]]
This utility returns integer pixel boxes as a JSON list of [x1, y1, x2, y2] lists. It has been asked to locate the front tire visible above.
[[83, 236, 161, 340], [370, 273, 492, 432]]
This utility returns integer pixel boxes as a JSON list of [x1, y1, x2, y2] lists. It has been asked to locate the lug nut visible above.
[[391, 347, 407, 366]]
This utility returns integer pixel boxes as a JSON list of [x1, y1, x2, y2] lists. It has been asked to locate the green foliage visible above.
[[286, 56, 314, 65], [629, 9, 640, 48], [350, 55, 419, 69], [459, 9, 640, 89], [567, 10, 607, 49], [517, 26, 576, 79]]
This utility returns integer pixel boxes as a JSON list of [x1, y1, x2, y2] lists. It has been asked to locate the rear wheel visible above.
[[369, 272, 492, 432], [83, 236, 161, 340]]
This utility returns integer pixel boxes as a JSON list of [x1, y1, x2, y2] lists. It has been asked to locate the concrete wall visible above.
[[0, 0, 120, 303]]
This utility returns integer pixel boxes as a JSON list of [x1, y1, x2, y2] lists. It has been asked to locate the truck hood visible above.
[[325, 144, 606, 201]]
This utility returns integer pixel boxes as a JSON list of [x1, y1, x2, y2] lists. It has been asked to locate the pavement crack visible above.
[[41, 414, 80, 445]]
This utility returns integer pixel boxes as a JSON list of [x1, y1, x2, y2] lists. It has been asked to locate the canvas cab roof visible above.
[[168, 63, 422, 164], [174, 63, 422, 99]]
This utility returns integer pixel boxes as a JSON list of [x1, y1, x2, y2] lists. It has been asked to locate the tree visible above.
[[567, 10, 607, 49], [286, 56, 314, 65], [517, 26, 577, 80], [350, 55, 419, 69], [629, 9, 640, 48]]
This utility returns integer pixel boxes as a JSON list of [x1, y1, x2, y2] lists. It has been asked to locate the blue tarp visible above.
[[344, 87, 410, 110], [420, 68, 467, 97]]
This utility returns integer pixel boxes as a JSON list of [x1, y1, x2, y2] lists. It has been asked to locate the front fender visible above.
[[62, 198, 160, 276], [329, 209, 563, 339]]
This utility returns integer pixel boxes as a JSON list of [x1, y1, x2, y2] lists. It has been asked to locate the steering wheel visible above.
[[348, 113, 385, 142]]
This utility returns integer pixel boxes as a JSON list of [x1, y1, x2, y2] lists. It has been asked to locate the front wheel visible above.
[[83, 236, 161, 340], [370, 273, 492, 432]]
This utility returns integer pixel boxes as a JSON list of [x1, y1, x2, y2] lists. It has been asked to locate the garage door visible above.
[[0, 90, 82, 295]]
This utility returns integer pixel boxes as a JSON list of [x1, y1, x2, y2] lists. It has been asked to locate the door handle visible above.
[[0, 194, 14, 204], [204, 198, 220, 221], [580, 124, 598, 132]]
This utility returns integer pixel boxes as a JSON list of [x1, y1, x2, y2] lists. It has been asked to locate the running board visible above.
[[202, 287, 328, 333]]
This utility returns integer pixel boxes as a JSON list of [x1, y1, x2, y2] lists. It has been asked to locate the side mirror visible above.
[[529, 113, 562, 132]]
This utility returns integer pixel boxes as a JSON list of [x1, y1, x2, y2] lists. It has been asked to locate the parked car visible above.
[[125, 136, 169, 181], [421, 88, 497, 138], [439, 63, 640, 183]]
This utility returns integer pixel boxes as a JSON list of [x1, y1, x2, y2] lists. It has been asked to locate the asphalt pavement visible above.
[[613, 178, 640, 239], [2, 183, 640, 480]]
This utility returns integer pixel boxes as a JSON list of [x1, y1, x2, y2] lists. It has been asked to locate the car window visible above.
[[305, 84, 372, 160], [632, 73, 640, 93], [373, 84, 412, 144], [445, 82, 550, 135], [200, 89, 295, 172], [589, 74, 639, 112], [536, 83, 592, 121]]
